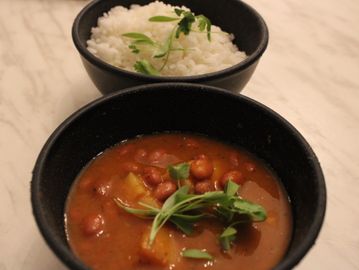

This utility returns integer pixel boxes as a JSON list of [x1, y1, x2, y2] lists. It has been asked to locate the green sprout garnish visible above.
[[122, 8, 212, 75], [114, 180, 267, 260]]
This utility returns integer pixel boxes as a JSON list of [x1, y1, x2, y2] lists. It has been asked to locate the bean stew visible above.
[[65, 133, 292, 270]]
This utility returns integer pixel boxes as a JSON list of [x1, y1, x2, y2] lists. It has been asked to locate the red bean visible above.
[[117, 144, 133, 156], [121, 162, 140, 173], [68, 208, 82, 222], [184, 138, 200, 148], [148, 149, 166, 163], [195, 154, 210, 160], [78, 176, 94, 191], [190, 157, 214, 180], [134, 149, 147, 160], [161, 171, 171, 182], [220, 170, 245, 187], [81, 214, 104, 236], [244, 162, 256, 172], [194, 180, 213, 194], [229, 152, 240, 167], [153, 181, 177, 201], [143, 167, 163, 186], [94, 180, 112, 196], [102, 200, 119, 218]]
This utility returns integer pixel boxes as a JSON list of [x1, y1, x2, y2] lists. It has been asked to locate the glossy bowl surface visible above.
[[72, 0, 269, 94], [31, 83, 326, 270]]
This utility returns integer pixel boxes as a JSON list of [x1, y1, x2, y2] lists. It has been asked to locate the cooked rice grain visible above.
[[87, 1, 246, 76]]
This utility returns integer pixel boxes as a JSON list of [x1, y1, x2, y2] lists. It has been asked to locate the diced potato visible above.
[[139, 227, 177, 266], [122, 172, 147, 198], [140, 195, 160, 209]]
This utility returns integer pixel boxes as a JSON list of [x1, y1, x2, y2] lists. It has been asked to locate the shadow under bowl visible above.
[[31, 83, 326, 270], [72, 0, 269, 94]]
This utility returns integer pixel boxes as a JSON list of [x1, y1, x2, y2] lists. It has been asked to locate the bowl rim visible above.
[[71, 0, 269, 81], [31, 83, 326, 270]]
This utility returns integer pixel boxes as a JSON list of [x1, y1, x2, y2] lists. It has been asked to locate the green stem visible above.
[[159, 27, 176, 71]]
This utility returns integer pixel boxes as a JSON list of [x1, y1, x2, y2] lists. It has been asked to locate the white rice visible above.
[[87, 1, 247, 76]]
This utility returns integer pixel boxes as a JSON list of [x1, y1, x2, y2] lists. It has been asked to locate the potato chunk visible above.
[[139, 227, 177, 266], [139, 195, 160, 209], [122, 172, 147, 198]]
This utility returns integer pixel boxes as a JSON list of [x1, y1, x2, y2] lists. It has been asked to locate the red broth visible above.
[[65, 134, 292, 270]]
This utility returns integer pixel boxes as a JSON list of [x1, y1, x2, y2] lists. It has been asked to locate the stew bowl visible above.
[[31, 83, 326, 270], [72, 0, 268, 94]]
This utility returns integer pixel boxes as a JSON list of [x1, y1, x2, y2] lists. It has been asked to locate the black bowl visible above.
[[72, 0, 268, 94], [31, 83, 326, 270]]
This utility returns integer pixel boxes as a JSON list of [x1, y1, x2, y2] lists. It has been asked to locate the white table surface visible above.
[[0, 0, 358, 269]]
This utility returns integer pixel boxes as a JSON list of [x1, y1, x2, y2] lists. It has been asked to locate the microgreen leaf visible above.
[[148, 212, 167, 245], [122, 32, 155, 44], [196, 15, 212, 41], [221, 226, 237, 238], [114, 164, 266, 255], [174, 8, 185, 16], [153, 49, 167, 58], [138, 202, 160, 211], [197, 16, 206, 31], [175, 11, 196, 38], [134, 60, 159, 76], [123, 32, 157, 54], [149, 16, 180, 22], [219, 226, 237, 251], [147, 185, 190, 245], [113, 198, 158, 217], [172, 213, 206, 223], [162, 185, 189, 211], [132, 39, 156, 46], [128, 44, 140, 54], [125, 8, 212, 74], [181, 249, 213, 260], [174, 192, 195, 205], [224, 180, 240, 197], [201, 191, 228, 201], [215, 206, 234, 222], [170, 216, 194, 235], [168, 162, 190, 180], [115, 187, 267, 249], [153, 34, 171, 58], [233, 199, 267, 222]]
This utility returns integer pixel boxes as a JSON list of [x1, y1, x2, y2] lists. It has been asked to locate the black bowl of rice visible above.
[[72, 0, 268, 94]]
